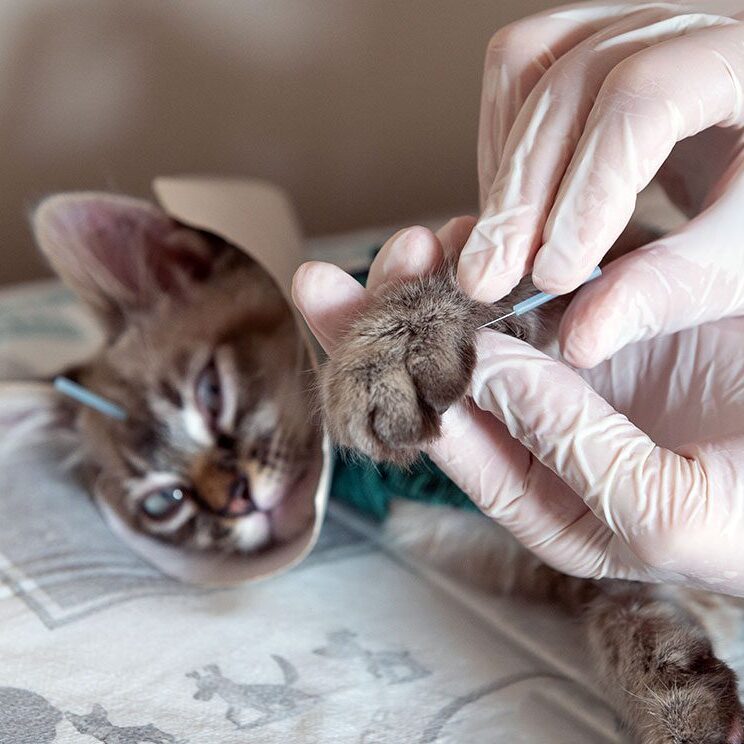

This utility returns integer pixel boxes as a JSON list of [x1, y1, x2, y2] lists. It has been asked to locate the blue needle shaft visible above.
[[53, 376, 128, 421], [478, 266, 602, 330]]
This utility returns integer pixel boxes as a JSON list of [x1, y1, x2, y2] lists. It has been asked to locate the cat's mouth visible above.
[[187, 447, 311, 520], [210, 463, 313, 553], [190, 474, 255, 518]]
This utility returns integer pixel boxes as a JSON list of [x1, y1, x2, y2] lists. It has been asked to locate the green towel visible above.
[[329, 248, 477, 522], [331, 454, 478, 522]]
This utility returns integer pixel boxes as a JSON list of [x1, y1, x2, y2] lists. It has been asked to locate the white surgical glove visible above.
[[459, 0, 744, 368], [293, 220, 744, 596]]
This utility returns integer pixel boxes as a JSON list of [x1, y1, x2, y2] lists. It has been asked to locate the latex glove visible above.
[[293, 219, 744, 596], [459, 0, 744, 368]]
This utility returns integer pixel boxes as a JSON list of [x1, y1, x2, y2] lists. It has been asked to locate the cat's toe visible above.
[[367, 365, 440, 454], [322, 358, 439, 464]]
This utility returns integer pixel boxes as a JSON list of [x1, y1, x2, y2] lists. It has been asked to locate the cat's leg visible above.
[[320, 216, 663, 468], [585, 585, 744, 743], [323, 228, 744, 740], [384, 502, 595, 607], [321, 271, 477, 465]]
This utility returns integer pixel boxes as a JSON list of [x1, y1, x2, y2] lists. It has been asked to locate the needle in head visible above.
[[53, 376, 128, 421]]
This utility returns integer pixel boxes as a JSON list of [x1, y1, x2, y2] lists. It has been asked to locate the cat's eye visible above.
[[195, 361, 222, 426], [140, 485, 190, 521]]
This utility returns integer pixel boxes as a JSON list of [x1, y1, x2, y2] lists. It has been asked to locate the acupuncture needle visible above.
[[477, 266, 602, 330], [53, 376, 128, 421]]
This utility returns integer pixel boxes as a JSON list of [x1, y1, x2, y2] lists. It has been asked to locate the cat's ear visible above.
[[91, 703, 107, 718], [32, 193, 217, 335]]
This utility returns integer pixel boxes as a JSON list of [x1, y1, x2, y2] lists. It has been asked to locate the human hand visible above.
[[460, 0, 744, 368], [294, 218, 744, 596]]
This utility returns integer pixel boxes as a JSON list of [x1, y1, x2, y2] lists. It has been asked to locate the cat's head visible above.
[[33, 193, 316, 554], [187, 665, 223, 700]]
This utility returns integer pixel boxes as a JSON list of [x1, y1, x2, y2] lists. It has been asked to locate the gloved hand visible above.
[[293, 219, 744, 596], [459, 0, 744, 368]]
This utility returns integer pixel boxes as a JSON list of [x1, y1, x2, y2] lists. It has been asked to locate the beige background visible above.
[[0, 0, 558, 285]]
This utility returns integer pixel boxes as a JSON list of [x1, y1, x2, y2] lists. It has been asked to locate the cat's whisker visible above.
[[643, 680, 668, 705], [621, 686, 652, 704]]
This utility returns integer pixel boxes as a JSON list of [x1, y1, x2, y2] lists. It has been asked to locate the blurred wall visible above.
[[0, 0, 557, 285]]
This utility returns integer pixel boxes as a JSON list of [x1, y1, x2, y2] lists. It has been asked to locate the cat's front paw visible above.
[[320, 274, 478, 465]]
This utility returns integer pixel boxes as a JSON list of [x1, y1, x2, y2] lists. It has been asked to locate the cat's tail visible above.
[[271, 655, 299, 686]]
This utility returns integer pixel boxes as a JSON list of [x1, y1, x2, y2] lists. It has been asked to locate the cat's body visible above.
[[320, 262, 744, 743]]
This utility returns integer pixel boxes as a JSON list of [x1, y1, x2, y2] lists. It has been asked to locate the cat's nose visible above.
[[225, 475, 253, 516], [216, 433, 236, 452]]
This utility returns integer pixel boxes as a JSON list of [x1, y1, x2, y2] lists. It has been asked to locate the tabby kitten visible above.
[[321, 262, 744, 744], [33, 193, 317, 554]]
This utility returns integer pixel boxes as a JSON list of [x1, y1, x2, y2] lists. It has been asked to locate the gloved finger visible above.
[[470, 331, 703, 556], [467, 5, 696, 301], [291, 261, 367, 354], [366, 217, 478, 291], [477, 2, 633, 207], [426, 401, 633, 578], [290, 242, 609, 576], [365, 226, 442, 292], [480, 0, 744, 206], [350, 217, 614, 572], [462, 9, 736, 302], [436, 215, 476, 260], [534, 20, 744, 294], [560, 163, 744, 367], [294, 221, 465, 353]]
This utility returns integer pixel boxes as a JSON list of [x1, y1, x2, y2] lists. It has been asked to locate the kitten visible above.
[[321, 261, 744, 743], [33, 193, 317, 554]]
